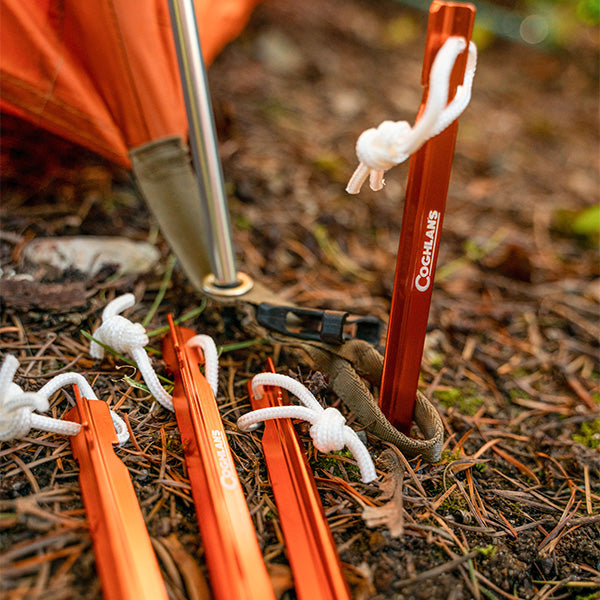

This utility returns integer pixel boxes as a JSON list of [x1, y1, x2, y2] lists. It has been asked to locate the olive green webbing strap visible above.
[[233, 293, 444, 463], [281, 338, 444, 463]]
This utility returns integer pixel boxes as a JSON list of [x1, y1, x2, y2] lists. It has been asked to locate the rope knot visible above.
[[310, 406, 346, 453], [87, 294, 219, 413], [0, 356, 49, 440], [347, 37, 477, 194], [238, 372, 377, 483], [356, 120, 411, 171], [0, 387, 49, 441], [91, 315, 149, 358], [0, 355, 127, 443]]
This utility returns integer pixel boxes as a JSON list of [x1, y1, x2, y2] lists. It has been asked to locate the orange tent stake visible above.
[[162, 316, 275, 600], [379, 1, 476, 433], [65, 388, 168, 600], [247, 359, 351, 600]]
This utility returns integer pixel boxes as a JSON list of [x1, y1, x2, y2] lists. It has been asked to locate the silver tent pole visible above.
[[167, 0, 252, 295]]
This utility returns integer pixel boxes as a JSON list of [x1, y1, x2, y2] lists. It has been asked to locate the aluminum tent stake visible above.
[[379, 1, 475, 433], [247, 360, 352, 600], [162, 317, 275, 600], [65, 388, 168, 600], [167, 0, 253, 296]]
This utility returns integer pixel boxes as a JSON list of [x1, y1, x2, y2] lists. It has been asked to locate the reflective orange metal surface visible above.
[[379, 1, 476, 433], [162, 316, 275, 600], [65, 388, 168, 600], [248, 359, 351, 600]]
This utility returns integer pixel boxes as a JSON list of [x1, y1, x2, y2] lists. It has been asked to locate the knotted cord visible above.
[[237, 372, 377, 483], [0, 354, 128, 444], [347, 36, 477, 194], [90, 294, 219, 410]]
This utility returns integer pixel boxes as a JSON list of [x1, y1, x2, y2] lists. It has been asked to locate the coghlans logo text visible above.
[[415, 210, 440, 292], [212, 430, 237, 490]]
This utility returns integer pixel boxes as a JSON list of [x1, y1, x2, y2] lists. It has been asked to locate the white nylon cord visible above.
[[346, 37, 477, 194], [186, 335, 219, 397], [237, 372, 377, 483], [90, 295, 220, 411], [38, 372, 128, 443], [0, 354, 129, 444], [129, 346, 174, 412], [90, 293, 174, 411]]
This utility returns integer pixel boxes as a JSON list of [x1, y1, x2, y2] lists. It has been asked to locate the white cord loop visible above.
[[187, 335, 219, 397], [90, 294, 149, 359], [347, 37, 477, 194], [237, 373, 377, 483], [0, 355, 128, 444], [90, 295, 220, 411], [90, 293, 173, 411]]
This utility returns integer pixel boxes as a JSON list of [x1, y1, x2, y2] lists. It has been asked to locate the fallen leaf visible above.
[[361, 448, 405, 537]]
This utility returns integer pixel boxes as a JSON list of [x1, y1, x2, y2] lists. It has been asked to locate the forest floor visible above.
[[1, 1, 599, 599]]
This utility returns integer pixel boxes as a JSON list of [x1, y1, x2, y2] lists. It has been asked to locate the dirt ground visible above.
[[1, 1, 599, 599]]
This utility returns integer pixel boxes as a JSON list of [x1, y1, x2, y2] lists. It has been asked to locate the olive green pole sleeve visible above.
[[130, 136, 212, 291]]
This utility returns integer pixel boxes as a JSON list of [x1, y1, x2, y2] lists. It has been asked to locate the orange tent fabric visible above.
[[0, 0, 257, 168]]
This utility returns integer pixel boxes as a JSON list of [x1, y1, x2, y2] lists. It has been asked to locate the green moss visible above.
[[310, 449, 361, 482], [576, 591, 600, 600], [439, 448, 461, 464], [577, 0, 600, 25], [509, 388, 532, 400], [435, 388, 484, 416], [436, 388, 461, 405], [511, 368, 530, 379], [573, 419, 600, 449], [436, 489, 467, 513], [475, 544, 497, 559], [426, 352, 444, 370]]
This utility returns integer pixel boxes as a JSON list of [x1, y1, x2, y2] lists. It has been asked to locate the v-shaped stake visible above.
[[247, 359, 351, 600], [379, 1, 476, 433], [162, 316, 275, 600], [65, 388, 168, 600]]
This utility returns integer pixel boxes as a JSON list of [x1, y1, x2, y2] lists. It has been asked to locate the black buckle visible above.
[[256, 303, 382, 345]]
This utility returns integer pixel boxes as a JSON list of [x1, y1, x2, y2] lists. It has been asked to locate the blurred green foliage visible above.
[[476, 0, 599, 48], [553, 204, 600, 246], [572, 204, 600, 237], [398, 0, 599, 49], [575, 0, 600, 25]]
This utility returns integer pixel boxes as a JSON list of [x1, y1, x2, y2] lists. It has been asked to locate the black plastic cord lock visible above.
[[256, 303, 382, 346]]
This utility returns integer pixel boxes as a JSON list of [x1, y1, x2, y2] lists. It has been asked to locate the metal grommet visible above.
[[201, 272, 254, 297]]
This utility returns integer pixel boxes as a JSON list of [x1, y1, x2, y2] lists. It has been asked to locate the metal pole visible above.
[[167, 0, 252, 294]]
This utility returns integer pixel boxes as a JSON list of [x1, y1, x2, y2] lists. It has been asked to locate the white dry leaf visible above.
[[23, 236, 160, 279], [361, 448, 405, 537]]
